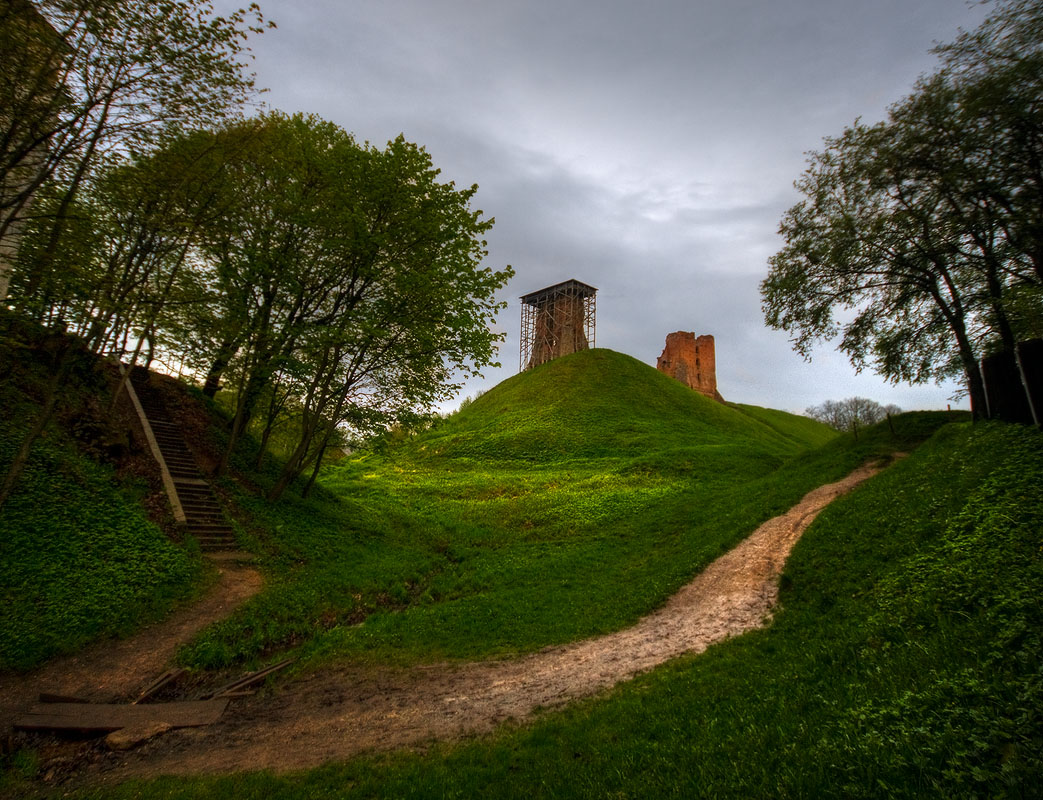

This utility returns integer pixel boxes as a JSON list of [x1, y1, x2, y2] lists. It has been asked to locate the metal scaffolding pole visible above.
[[520, 279, 597, 371]]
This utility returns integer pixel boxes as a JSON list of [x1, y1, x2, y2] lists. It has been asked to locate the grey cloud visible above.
[[218, 0, 989, 413]]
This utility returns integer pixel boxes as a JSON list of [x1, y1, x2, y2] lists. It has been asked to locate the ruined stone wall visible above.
[[656, 331, 724, 402]]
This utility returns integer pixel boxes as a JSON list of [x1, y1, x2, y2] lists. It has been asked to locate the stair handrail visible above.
[[117, 361, 187, 524]]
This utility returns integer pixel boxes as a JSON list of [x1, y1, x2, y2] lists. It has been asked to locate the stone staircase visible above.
[[128, 366, 238, 552]]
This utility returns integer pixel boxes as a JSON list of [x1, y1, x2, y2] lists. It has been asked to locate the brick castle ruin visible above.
[[656, 331, 724, 402], [518, 281, 722, 404]]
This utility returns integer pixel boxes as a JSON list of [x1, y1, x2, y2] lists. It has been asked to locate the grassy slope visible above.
[[87, 420, 1043, 800], [408, 349, 831, 462], [8, 343, 1020, 797], [730, 402, 839, 449], [178, 349, 846, 670], [0, 320, 204, 672]]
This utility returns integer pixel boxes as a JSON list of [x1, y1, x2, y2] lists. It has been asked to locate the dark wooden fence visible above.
[[981, 339, 1043, 426]]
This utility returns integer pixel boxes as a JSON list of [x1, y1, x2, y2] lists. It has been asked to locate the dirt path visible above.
[[101, 459, 887, 780], [0, 561, 262, 734]]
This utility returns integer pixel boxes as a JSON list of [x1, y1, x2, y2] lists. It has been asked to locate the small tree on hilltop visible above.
[[806, 397, 900, 438]]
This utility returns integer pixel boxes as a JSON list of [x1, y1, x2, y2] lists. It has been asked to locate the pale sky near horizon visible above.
[[227, 0, 992, 414]]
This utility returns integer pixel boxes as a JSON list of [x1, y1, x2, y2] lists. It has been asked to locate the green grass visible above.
[[62, 420, 1042, 800], [12, 342, 1031, 798], [0, 319, 204, 672], [176, 350, 852, 671]]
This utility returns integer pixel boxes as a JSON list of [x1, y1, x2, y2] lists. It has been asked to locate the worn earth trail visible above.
[[97, 459, 887, 780], [0, 562, 262, 735]]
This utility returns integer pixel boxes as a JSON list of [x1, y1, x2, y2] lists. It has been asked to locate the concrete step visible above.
[[176, 485, 214, 494], [163, 458, 198, 468], [184, 509, 227, 516], [187, 523, 235, 534], [131, 367, 242, 556], [183, 507, 225, 517], [196, 539, 238, 552]]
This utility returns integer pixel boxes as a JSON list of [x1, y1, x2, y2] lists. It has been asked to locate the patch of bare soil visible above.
[[94, 459, 888, 781], [0, 563, 262, 735]]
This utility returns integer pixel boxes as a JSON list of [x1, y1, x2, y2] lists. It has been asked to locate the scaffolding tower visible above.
[[520, 279, 597, 371]]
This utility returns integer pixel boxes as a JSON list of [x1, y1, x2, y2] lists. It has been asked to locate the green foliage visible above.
[[2, 0, 270, 302], [0, 353, 202, 670], [91, 420, 1039, 800], [138, 112, 515, 494], [821, 424, 1043, 797], [762, 0, 1043, 412], [174, 350, 885, 674], [10, 334, 1027, 796]]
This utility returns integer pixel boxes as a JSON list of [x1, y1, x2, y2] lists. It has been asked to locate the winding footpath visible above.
[[0, 563, 262, 736], [101, 459, 887, 779]]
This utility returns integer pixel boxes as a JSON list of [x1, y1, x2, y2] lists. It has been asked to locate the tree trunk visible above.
[[968, 357, 989, 419], [202, 335, 239, 398], [254, 382, 289, 470], [266, 423, 315, 501], [108, 329, 149, 414], [301, 437, 330, 498], [216, 366, 267, 476]]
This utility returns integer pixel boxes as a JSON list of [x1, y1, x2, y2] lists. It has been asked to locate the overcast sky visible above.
[[232, 0, 991, 414]]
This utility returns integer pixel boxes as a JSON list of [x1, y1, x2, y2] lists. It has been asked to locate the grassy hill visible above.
[[11, 340, 1036, 798], [403, 349, 836, 463], [69, 420, 1043, 800], [0, 317, 204, 672], [267, 419, 1035, 800], [176, 349, 854, 670]]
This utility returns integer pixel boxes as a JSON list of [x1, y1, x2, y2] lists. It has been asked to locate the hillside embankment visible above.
[[10, 341, 1037, 798], [95, 459, 886, 779], [0, 564, 261, 737]]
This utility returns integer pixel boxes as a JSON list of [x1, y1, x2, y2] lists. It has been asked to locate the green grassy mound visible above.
[[405, 349, 834, 462], [176, 351, 929, 673], [86, 420, 1042, 799]]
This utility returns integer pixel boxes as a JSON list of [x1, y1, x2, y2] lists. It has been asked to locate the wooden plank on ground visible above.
[[205, 658, 295, 699], [13, 699, 228, 733], [133, 667, 186, 704], [38, 693, 90, 704]]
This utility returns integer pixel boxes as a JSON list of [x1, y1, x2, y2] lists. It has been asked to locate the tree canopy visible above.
[[1, 2, 514, 503], [762, 0, 1043, 415], [805, 397, 900, 437], [5, 110, 514, 500], [0, 0, 271, 300]]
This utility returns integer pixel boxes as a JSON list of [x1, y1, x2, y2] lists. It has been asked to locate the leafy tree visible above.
[[162, 113, 513, 489], [0, 0, 270, 303], [0, 0, 268, 509], [806, 397, 900, 437], [762, 0, 1043, 416], [181, 113, 372, 475]]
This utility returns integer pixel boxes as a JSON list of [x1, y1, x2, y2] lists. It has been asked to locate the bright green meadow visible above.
[[177, 349, 857, 670], [4, 345, 1041, 798]]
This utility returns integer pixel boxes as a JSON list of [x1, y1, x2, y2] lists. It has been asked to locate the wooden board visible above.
[[205, 657, 295, 699], [14, 699, 228, 733], [133, 667, 186, 704]]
